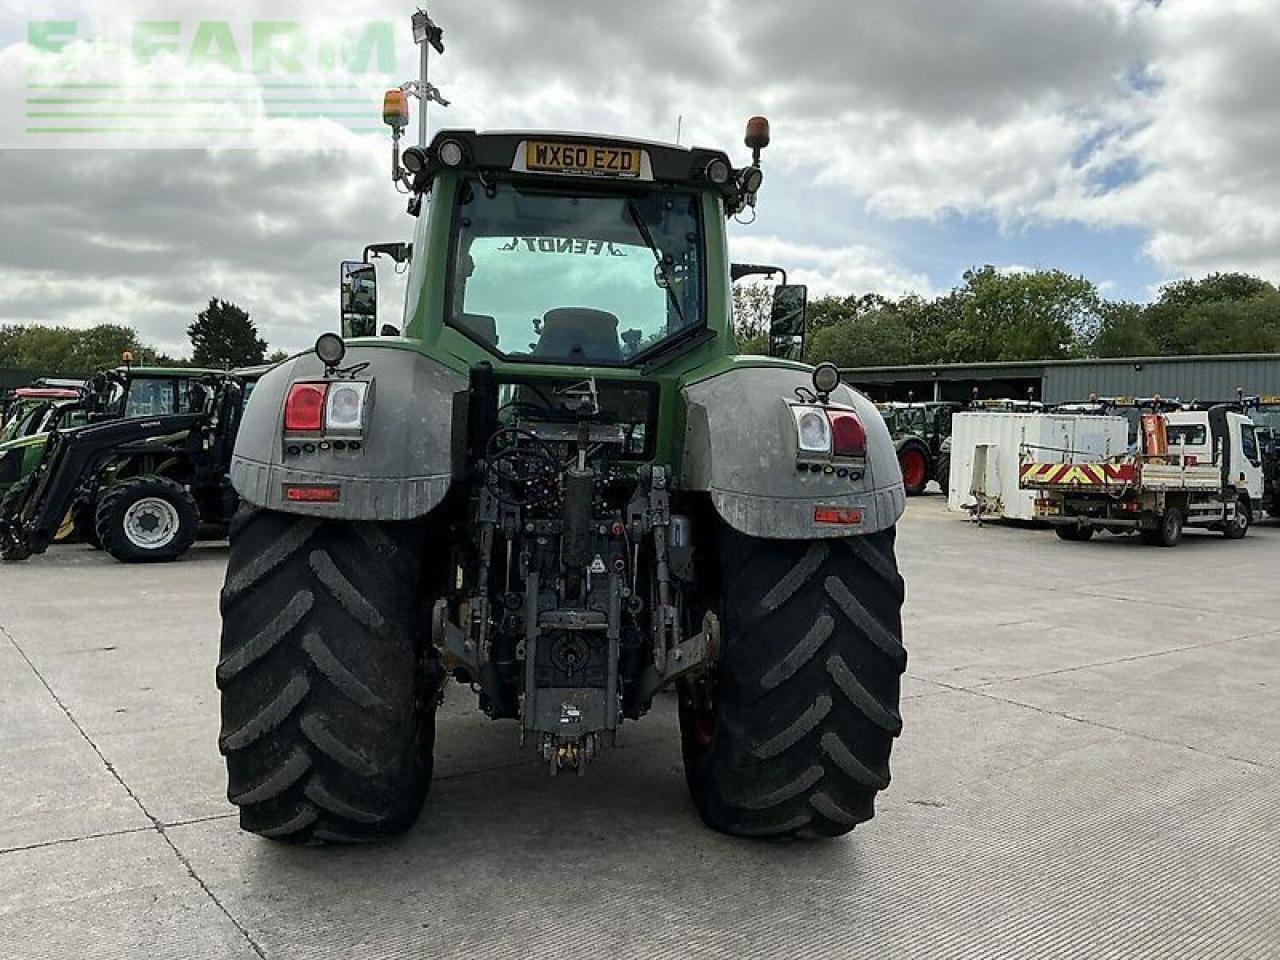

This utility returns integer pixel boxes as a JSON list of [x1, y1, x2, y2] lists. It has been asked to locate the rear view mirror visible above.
[[768, 284, 808, 360], [340, 261, 378, 338]]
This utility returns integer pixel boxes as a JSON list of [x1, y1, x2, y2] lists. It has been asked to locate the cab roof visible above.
[[425, 129, 737, 194], [231, 362, 275, 380], [14, 387, 79, 399], [115, 365, 223, 378]]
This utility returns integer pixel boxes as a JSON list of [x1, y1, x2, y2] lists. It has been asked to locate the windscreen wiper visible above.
[[626, 199, 687, 331]]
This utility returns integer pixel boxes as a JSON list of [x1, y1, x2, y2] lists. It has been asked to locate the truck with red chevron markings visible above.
[[1019, 407, 1264, 547]]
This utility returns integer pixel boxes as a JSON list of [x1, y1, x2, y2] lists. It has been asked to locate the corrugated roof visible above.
[[840, 352, 1280, 375], [839, 350, 1280, 371]]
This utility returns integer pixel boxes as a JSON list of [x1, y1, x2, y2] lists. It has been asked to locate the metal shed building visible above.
[[842, 353, 1280, 405]]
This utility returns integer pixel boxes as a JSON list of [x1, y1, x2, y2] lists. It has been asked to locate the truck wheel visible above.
[[1223, 495, 1251, 540], [95, 476, 199, 563], [1055, 524, 1094, 542], [679, 525, 906, 839], [898, 442, 930, 496], [218, 507, 439, 843], [1141, 507, 1183, 547]]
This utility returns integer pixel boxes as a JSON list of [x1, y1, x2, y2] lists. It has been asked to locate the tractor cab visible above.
[[341, 126, 807, 377], [0, 387, 81, 443], [85, 365, 223, 420]]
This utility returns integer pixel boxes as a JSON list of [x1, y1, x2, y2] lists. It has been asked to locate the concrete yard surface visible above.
[[2, 497, 1278, 958]]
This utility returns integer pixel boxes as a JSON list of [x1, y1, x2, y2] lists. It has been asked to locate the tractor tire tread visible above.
[[682, 525, 906, 840], [218, 505, 433, 844]]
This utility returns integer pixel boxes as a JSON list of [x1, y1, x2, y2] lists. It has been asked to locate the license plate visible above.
[[523, 141, 643, 179]]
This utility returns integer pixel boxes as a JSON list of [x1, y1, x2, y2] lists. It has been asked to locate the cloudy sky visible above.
[[0, 0, 1277, 356]]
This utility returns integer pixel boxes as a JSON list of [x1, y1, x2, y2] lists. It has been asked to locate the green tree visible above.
[[940, 267, 1100, 363], [806, 293, 894, 336], [188, 299, 266, 367], [0, 323, 148, 375], [807, 307, 915, 367], [1139, 273, 1280, 356], [1093, 301, 1158, 358], [731, 282, 773, 345], [1153, 273, 1273, 310], [266, 349, 290, 364]]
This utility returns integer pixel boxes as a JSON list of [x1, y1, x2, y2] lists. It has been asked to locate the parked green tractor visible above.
[[0, 386, 85, 498], [0, 366, 264, 563], [877, 401, 959, 496], [215, 14, 908, 845]]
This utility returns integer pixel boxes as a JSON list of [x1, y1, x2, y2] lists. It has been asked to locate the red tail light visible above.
[[814, 506, 863, 526], [285, 383, 327, 432], [284, 483, 341, 503], [828, 411, 867, 456]]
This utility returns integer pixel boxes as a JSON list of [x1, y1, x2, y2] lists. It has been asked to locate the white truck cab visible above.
[[1163, 410, 1265, 504]]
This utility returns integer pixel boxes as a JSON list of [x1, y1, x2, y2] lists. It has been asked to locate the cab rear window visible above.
[[1165, 424, 1206, 446]]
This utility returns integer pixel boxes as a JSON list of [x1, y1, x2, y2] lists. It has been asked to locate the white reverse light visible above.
[[325, 381, 369, 432], [793, 406, 831, 453]]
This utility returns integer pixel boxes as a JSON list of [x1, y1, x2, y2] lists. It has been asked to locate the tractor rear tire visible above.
[[217, 507, 439, 844], [898, 442, 930, 496], [680, 525, 906, 839], [95, 476, 199, 563]]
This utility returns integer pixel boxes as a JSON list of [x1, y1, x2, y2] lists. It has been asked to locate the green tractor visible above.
[[0, 386, 86, 498], [217, 15, 907, 844], [877, 401, 958, 496], [0, 365, 264, 562]]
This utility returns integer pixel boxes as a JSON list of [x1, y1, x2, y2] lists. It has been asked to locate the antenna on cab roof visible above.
[[384, 10, 450, 189]]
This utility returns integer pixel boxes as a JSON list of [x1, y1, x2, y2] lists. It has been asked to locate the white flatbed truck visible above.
[[1019, 407, 1265, 547]]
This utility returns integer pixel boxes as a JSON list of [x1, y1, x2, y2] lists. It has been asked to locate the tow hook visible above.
[[637, 611, 719, 703]]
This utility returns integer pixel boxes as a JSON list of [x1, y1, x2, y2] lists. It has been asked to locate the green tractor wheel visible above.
[[680, 524, 906, 839], [218, 507, 441, 843]]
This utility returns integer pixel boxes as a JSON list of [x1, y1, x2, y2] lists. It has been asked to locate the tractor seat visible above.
[[533, 308, 622, 363]]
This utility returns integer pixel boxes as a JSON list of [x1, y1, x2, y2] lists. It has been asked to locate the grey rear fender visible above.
[[680, 367, 905, 539], [230, 345, 467, 520]]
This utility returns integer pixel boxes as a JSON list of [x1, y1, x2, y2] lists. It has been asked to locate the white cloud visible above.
[[1065, 0, 1280, 279], [728, 235, 933, 300], [0, 0, 1279, 357]]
